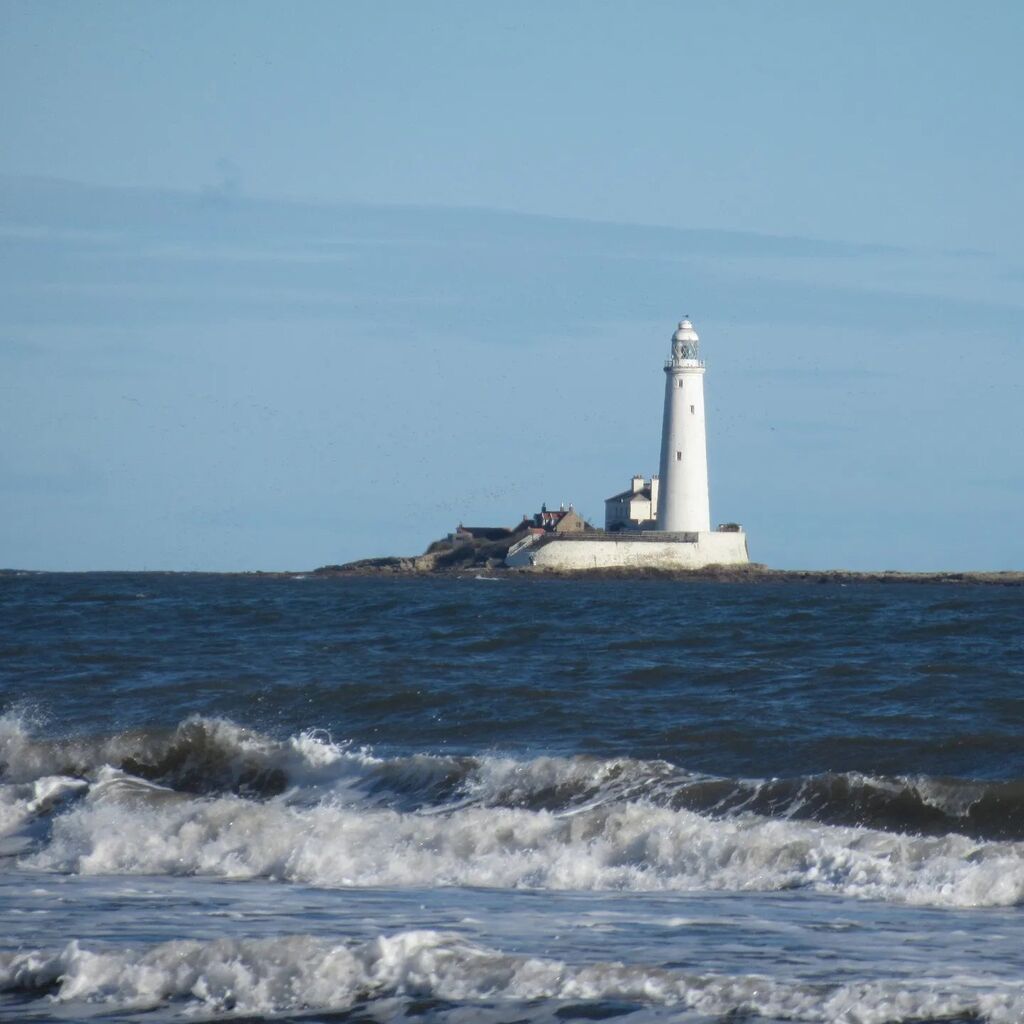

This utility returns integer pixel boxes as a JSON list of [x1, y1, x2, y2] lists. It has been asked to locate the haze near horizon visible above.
[[1, 2, 1022, 572]]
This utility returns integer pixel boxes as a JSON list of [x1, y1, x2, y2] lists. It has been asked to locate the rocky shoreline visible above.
[[313, 564, 1024, 586], [3, 565, 1020, 585], [311, 542, 1024, 586]]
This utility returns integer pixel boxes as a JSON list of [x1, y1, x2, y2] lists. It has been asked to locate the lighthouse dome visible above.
[[673, 319, 699, 343]]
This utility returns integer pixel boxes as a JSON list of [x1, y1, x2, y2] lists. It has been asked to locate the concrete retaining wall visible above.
[[505, 531, 749, 570]]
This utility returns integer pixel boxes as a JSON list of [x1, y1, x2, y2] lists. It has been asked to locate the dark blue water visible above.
[[1, 573, 1023, 1022]]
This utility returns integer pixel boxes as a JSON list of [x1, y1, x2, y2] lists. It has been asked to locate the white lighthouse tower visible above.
[[504, 314, 749, 570], [656, 318, 711, 533]]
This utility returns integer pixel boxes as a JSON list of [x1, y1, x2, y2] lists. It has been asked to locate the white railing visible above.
[[505, 534, 538, 559]]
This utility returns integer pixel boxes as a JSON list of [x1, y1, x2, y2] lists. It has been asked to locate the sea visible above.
[[1, 572, 1023, 1024]]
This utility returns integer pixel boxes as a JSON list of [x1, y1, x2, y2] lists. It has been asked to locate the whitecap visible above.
[[2, 931, 1023, 1022], [26, 785, 1024, 907]]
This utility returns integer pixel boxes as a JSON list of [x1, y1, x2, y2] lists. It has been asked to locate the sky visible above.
[[1, 1, 1022, 571]]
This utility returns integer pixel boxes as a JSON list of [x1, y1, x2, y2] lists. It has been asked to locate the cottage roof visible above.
[[605, 487, 652, 502]]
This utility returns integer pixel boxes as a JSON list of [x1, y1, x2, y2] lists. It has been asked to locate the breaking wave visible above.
[[4, 713, 1024, 907], [25, 776, 1024, 906], [3, 930, 1023, 1022]]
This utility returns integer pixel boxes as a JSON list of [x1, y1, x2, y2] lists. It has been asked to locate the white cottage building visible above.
[[604, 474, 660, 531]]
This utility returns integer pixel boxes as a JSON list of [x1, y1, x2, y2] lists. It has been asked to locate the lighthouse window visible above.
[[690, 405, 695, 414], [676, 379, 683, 388], [676, 451, 682, 461]]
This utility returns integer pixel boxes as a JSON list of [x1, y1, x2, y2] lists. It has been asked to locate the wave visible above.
[[4, 712, 1024, 839], [2, 930, 1022, 1022], [0, 711, 381, 800], [17, 769, 1024, 907], [4, 713, 1024, 907]]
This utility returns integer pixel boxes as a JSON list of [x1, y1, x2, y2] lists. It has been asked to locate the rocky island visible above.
[[313, 532, 1024, 586]]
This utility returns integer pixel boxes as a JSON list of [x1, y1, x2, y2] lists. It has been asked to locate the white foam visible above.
[[2, 931, 1022, 1021], [27, 784, 1024, 907], [911, 774, 993, 817], [462, 753, 681, 809], [0, 775, 88, 839]]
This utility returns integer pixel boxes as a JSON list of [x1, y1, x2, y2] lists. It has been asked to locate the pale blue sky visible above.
[[1, 2, 1022, 570]]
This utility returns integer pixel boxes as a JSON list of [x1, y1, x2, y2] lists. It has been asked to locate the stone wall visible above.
[[505, 531, 749, 570]]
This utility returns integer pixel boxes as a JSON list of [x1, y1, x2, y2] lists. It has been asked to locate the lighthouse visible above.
[[656, 318, 710, 533], [505, 314, 748, 569]]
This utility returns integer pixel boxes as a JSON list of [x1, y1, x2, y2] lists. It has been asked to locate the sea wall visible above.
[[505, 531, 749, 570]]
